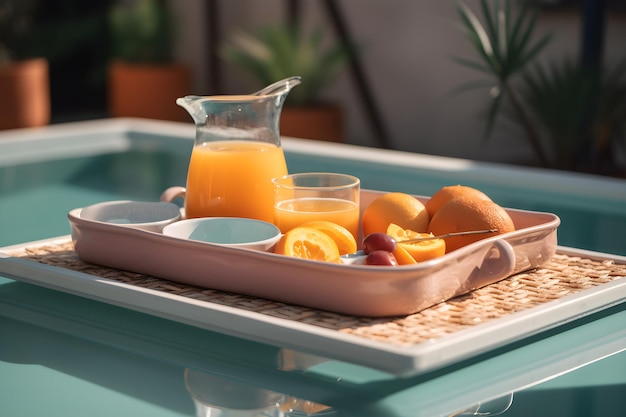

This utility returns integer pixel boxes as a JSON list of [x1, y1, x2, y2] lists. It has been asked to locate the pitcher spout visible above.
[[176, 76, 302, 126], [252, 76, 301, 97], [176, 95, 208, 125]]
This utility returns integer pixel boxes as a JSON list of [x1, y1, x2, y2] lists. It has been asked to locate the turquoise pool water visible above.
[[0, 150, 188, 246], [1, 150, 624, 256]]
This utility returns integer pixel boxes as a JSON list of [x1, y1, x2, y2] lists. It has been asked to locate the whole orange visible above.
[[428, 196, 515, 253], [425, 185, 492, 218], [361, 192, 429, 236]]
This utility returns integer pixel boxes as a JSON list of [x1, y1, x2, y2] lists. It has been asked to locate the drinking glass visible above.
[[272, 172, 360, 238]]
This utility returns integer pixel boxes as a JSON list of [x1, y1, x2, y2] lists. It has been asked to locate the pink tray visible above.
[[67, 190, 560, 317]]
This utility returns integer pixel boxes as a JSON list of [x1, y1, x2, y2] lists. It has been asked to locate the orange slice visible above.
[[298, 220, 357, 255], [386, 223, 446, 262], [274, 226, 341, 263], [392, 244, 418, 265]]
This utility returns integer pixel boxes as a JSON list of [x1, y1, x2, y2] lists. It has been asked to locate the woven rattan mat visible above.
[[8, 240, 626, 347]]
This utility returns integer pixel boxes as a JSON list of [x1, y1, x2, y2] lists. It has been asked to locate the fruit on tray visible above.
[[297, 220, 357, 255], [362, 232, 397, 266], [424, 184, 492, 218], [386, 223, 446, 262], [361, 232, 416, 266], [356, 185, 515, 264], [359, 225, 445, 266], [428, 193, 515, 253], [391, 244, 418, 265], [274, 226, 342, 263], [273, 185, 515, 265], [362, 232, 397, 254], [364, 250, 398, 266], [361, 192, 429, 236]]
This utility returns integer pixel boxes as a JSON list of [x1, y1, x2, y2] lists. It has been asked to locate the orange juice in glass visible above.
[[273, 173, 360, 238], [168, 77, 301, 222]]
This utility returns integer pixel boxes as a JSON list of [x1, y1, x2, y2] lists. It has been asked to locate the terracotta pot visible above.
[[280, 104, 344, 142], [0, 58, 50, 130], [108, 61, 191, 122]]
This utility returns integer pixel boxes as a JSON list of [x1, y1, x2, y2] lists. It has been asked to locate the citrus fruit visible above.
[[428, 196, 515, 253], [298, 220, 357, 255], [425, 185, 492, 218], [362, 192, 429, 237], [392, 244, 418, 265], [274, 226, 342, 263], [386, 223, 446, 262]]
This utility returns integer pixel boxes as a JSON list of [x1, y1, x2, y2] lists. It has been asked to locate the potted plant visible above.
[[519, 59, 626, 174], [0, 0, 50, 130], [107, 0, 190, 122], [220, 24, 353, 142], [454, 0, 626, 176]]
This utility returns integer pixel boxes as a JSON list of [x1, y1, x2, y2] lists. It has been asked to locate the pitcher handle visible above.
[[160, 186, 186, 203]]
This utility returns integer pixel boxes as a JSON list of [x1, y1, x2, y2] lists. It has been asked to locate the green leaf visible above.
[[451, 56, 492, 74], [457, 1, 494, 57], [483, 82, 504, 141], [479, 0, 498, 56], [220, 24, 352, 105]]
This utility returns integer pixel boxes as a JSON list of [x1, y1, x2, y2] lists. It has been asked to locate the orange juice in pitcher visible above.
[[166, 77, 301, 222], [185, 140, 287, 221]]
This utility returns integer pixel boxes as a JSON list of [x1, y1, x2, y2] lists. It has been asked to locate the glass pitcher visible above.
[[164, 77, 300, 222]]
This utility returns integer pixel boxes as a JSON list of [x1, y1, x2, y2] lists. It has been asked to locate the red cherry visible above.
[[362, 233, 397, 254], [365, 250, 398, 266]]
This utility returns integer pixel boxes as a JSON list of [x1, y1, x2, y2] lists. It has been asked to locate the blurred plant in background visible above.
[[520, 58, 626, 172], [1, 0, 112, 123], [108, 0, 173, 64], [220, 25, 353, 106], [106, 0, 190, 122], [0, 0, 38, 64], [455, 0, 626, 176]]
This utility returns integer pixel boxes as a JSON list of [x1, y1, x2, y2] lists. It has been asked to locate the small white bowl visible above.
[[80, 200, 181, 232], [162, 217, 282, 251]]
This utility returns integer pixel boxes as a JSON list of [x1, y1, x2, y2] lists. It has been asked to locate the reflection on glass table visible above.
[[185, 367, 335, 416], [1, 294, 624, 417]]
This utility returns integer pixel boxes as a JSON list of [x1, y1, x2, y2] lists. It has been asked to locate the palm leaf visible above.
[[483, 84, 504, 141], [454, 0, 552, 165], [520, 60, 595, 165], [457, 0, 550, 80], [457, 1, 494, 58], [479, 0, 499, 57], [451, 56, 492, 74]]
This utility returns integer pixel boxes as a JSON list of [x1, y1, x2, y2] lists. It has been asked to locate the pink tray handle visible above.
[[468, 238, 517, 290]]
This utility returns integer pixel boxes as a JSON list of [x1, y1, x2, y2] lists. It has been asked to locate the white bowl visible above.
[[80, 200, 181, 232], [162, 217, 282, 251]]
